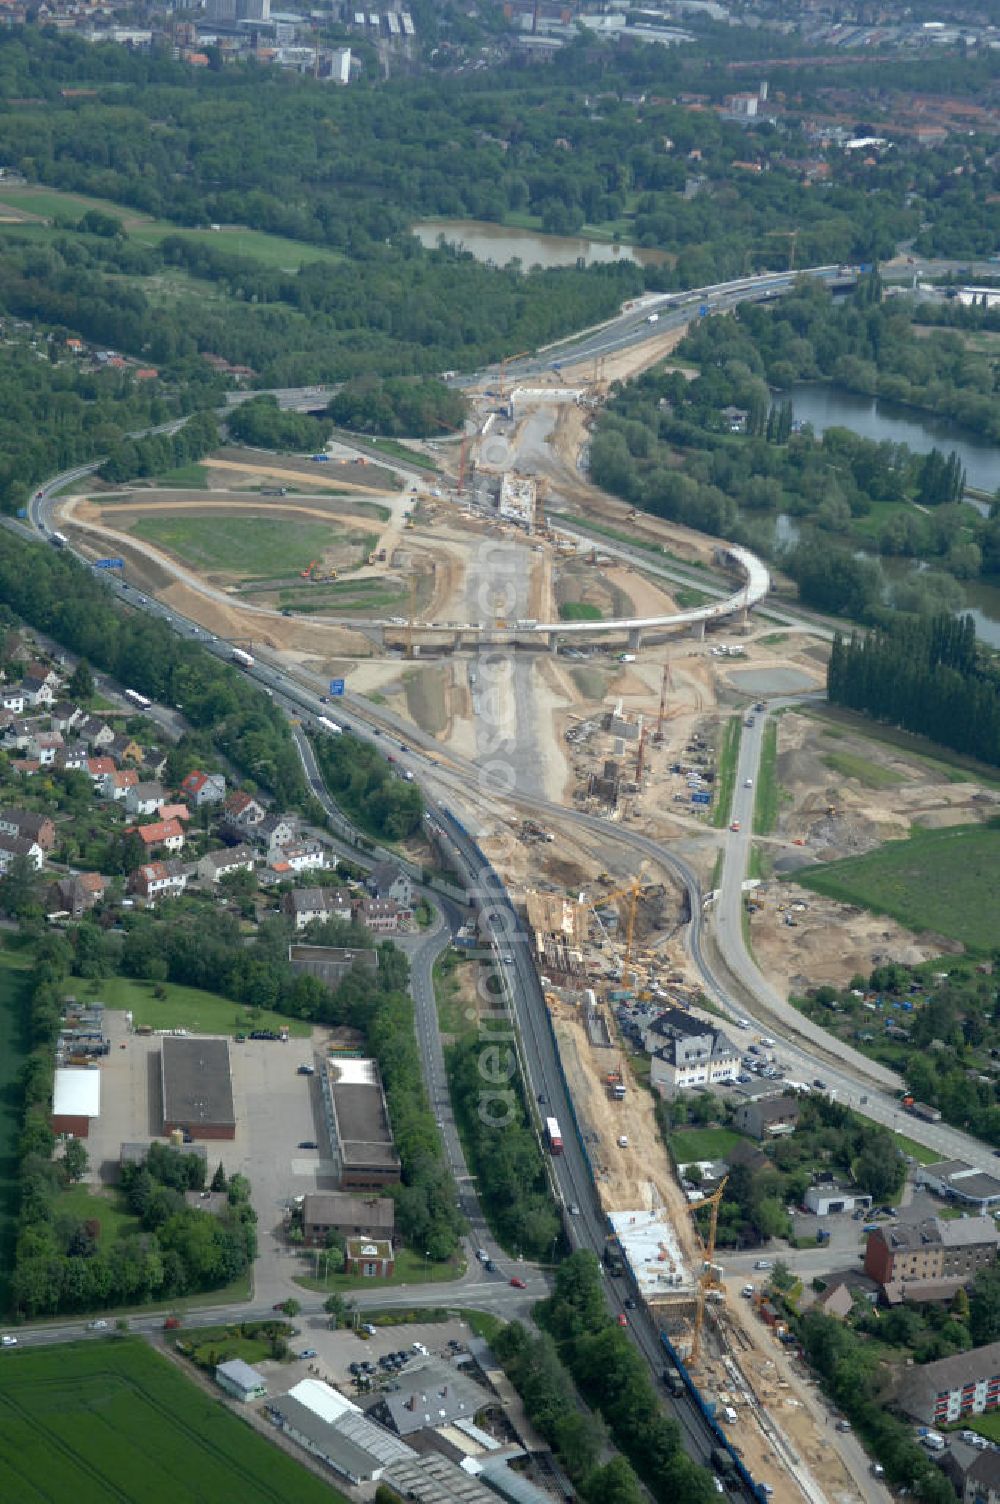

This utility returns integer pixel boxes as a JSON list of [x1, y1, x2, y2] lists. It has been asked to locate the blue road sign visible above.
[[329, 679, 345, 697], [94, 557, 125, 570], [691, 791, 712, 806], [698, 304, 710, 317]]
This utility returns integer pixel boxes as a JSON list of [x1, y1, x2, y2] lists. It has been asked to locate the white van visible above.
[[721, 1406, 738, 1425]]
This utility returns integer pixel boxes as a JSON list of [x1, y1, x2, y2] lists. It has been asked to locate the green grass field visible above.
[[59, 1185, 139, 1245], [559, 601, 603, 621], [131, 514, 338, 577], [0, 186, 344, 271], [822, 749, 904, 789], [296, 1247, 465, 1293], [95, 975, 311, 1038], [0, 1339, 344, 1504], [795, 825, 1000, 951], [670, 1128, 744, 1162], [0, 952, 31, 1312], [153, 463, 210, 489], [965, 1412, 1000, 1443], [711, 716, 742, 829], [891, 1132, 943, 1166], [753, 720, 779, 835]]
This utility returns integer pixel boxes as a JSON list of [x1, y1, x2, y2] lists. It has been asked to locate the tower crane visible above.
[[585, 877, 648, 970], [654, 662, 672, 744], [689, 1175, 729, 1366]]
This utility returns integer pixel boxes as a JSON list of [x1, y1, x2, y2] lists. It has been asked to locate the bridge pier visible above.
[[547, 632, 559, 653], [691, 619, 706, 641], [627, 627, 642, 652]]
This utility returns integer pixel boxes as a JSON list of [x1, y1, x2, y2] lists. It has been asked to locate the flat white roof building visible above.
[[288, 1377, 361, 1423], [52, 1067, 101, 1126]]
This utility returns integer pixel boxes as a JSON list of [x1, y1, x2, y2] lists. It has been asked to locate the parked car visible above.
[[754, 1259, 773, 1271], [298, 1140, 318, 1150], [298, 1349, 318, 1359], [1, 1335, 17, 1347]]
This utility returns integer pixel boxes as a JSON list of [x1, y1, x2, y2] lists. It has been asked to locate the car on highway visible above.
[[1, 1335, 17, 1347], [744, 778, 753, 787], [88, 1319, 109, 1330], [485, 1259, 497, 1273], [616, 1313, 628, 1327], [754, 1259, 773, 1271], [298, 1140, 318, 1150], [569, 1203, 580, 1216], [510, 1276, 527, 1289], [298, 1348, 318, 1359], [730, 820, 741, 832], [501, 954, 514, 965]]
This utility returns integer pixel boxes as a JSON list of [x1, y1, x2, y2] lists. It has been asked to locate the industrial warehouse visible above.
[[320, 1056, 401, 1189], [160, 1035, 236, 1140]]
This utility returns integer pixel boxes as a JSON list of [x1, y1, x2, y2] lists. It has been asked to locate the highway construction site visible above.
[[50, 333, 942, 1502]]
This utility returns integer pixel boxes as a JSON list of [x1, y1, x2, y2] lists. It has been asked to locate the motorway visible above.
[[15, 259, 976, 1497]]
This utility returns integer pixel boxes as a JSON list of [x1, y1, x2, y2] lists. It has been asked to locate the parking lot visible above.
[[84, 1016, 338, 1288], [264, 1317, 476, 1397]]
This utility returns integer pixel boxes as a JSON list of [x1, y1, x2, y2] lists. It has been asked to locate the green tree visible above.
[[68, 658, 94, 700], [62, 1138, 89, 1183]]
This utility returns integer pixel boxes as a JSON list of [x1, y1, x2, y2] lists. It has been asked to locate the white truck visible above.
[[646, 312, 659, 324], [231, 648, 255, 669]]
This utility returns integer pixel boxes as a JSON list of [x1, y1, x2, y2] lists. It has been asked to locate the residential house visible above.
[[0, 687, 25, 714], [733, 1096, 801, 1140], [0, 717, 32, 751], [20, 673, 55, 708], [100, 768, 139, 802], [251, 813, 297, 861], [106, 733, 143, 765], [77, 715, 115, 750], [301, 1192, 394, 1247], [0, 832, 44, 871], [86, 756, 116, 783], [139, 748, 169, 782], [129, 859, 188, 902], [272, 839, 332, 875], [125, 781, 166, 818], [895, 1338, 1000, 1427], [54, 743, 89, 773], [48, 701, 82, 735], [0, 809, 56, 850], [46, 872, 107, 917], [197, 844, 256, 884], [10, 759, 40, 777], [27, 730, 63, 765], [223, 789, 266, 826], [963, 1451, 1000, 1503], [180, 770, 226, 807], [157, 803, 190, 825], [865, 1216, 1000, 1305], [25, 661, 61, 694], [283, 887, 353, 932], [356, 897, 401, 934], [365, 862, 413, 910], [132, 818, 185, 855], [643, 1006, 739, 1097]]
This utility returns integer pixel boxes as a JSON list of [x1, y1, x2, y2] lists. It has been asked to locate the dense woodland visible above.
[[313, 732, 425, 841], [328, 376, 467, 439], [591, 277, 1000, 619], [827, 614, 1000, 768]]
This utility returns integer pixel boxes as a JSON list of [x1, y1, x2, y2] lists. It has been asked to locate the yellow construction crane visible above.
[[586, 878, 648, 969], [690, 1175, 729, 1366], [654, 663, 672, 744]]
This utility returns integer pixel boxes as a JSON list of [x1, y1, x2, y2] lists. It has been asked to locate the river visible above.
[[782, 384, 1000, 646], [787, 382, 999, 496], [411, 219, 667, 271]]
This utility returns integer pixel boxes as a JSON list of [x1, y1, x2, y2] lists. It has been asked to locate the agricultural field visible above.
[[130, 515, 340, 578], [795, 825, 1000, 951], [0, 186, 344, 270], [95, 975, 311, 1038], [0, 1340, 343, 1504]]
